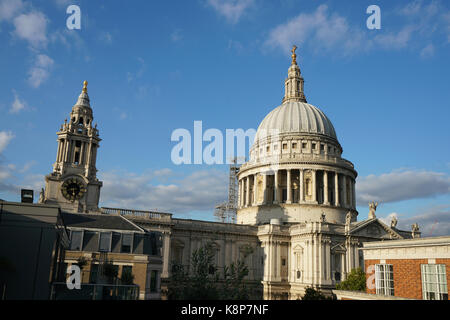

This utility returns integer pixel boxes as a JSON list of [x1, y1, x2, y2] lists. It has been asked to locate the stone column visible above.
[[263, 173, 267, 205], [79, 142, 85, 165], [335, 173, 339, 206], [241, 179, 245, 207], [253, 174, 257, 205], [341, 253, 346, 281], [56, 140, 62, 162], [161, 231, 171, 278], [323, 170, 329, 205], [325, 240, 331, 281], [352, 179, 356, 209], [238, 180, 241, 207], [342, 175, 347, 208], [246, 176, 250, 207], [273, 170, 279, 204], [241, 178, 245, 208], [64, 140, 70, 162], [263, 243, 270, 281], [241, 178, 244, 207], [286, 169, 292, 204], [312, 169, 317, 203], [300, 169, 304, 202]]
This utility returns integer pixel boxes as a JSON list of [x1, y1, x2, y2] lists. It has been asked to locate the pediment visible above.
[[350, 219, 402, 240]]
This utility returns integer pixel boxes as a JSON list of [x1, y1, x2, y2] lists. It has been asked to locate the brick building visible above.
[[361, 236, 449, 300]]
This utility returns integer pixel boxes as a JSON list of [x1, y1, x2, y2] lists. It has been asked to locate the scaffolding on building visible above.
[[214, 158, 240, 223]]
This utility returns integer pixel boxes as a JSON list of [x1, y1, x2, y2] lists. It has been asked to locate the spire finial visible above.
[[82, 80, 88, 93], [291, 45, 297, 65], [282, 44, 306, 103]]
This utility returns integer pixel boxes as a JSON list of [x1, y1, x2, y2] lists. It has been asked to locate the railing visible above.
[[50, 282, 140, 300], [100, 207, 172, 221]]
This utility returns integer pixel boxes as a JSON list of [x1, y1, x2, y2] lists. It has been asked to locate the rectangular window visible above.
[[375, 264, 394, 296], [70, 230, 83, 251], [312, 143, 316, 150], [282, 143, 287, 150], [421, 264, 448, 300], [150, 270, 158, 293], [122, 265, 132, 277], [302, 142, 307, 149], [90, 264, 98, 284], [292, 143, 297, 149], [266, 146, 270, 152], [320, 144, 325, 151], [99, 232, 112, 252], [121, 233, 133, 253]]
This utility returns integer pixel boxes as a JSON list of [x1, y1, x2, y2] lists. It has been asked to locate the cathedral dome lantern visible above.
[[237, 46, 357, 226], [43, 80, 102, 214]]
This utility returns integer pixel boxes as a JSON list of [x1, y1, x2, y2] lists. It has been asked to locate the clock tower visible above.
[[42, 81, 102, 213]]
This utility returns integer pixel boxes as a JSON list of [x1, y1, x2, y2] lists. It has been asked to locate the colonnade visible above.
[[238, 169, 356, 209]]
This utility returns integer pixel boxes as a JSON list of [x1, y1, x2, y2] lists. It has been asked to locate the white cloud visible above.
[[443, 12, 450, 42], [0, 159, 43, 197], [206, 0, 254, 24], [381, 205, 450, 237], [265, 5, 367, 56], [265, 2, 450, 57], [99, 168, 228, 214], [28, 54, 53, 88], [10, 90, 26, 113], [0, 131, 14, 154], [13, 11, 48, 48], [373, 25, 416, 50], [36, 53, 53, 67], [0, 0, 24, 21], [420, 43, 435, 58], [356, 169, 450, 204]]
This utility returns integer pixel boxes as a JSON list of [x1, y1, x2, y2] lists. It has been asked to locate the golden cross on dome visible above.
[[291, 45, 297, 64], [82, 80, 88, 93]]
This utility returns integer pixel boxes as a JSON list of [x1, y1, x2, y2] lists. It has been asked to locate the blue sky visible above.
[[0, 0, 449, 235]]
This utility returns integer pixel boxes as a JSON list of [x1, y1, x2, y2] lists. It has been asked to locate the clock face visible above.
[[61, 178, 86, 201]]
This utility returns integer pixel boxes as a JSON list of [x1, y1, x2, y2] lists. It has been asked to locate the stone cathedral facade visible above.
[[41, 48, 419, 299]]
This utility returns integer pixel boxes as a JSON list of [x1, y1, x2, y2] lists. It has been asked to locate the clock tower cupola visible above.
[[42, 81, 103, 213]]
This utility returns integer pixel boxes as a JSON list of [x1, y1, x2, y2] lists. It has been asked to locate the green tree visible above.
[[221, 246, 253, 299], [335, 267, 366, 291], [302, 287, 332, 300], [102, 260, 118, 284], [166, 241, 254, 300]]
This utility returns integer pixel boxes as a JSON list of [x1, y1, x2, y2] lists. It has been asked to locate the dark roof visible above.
[[61, 212, 142, 232]]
